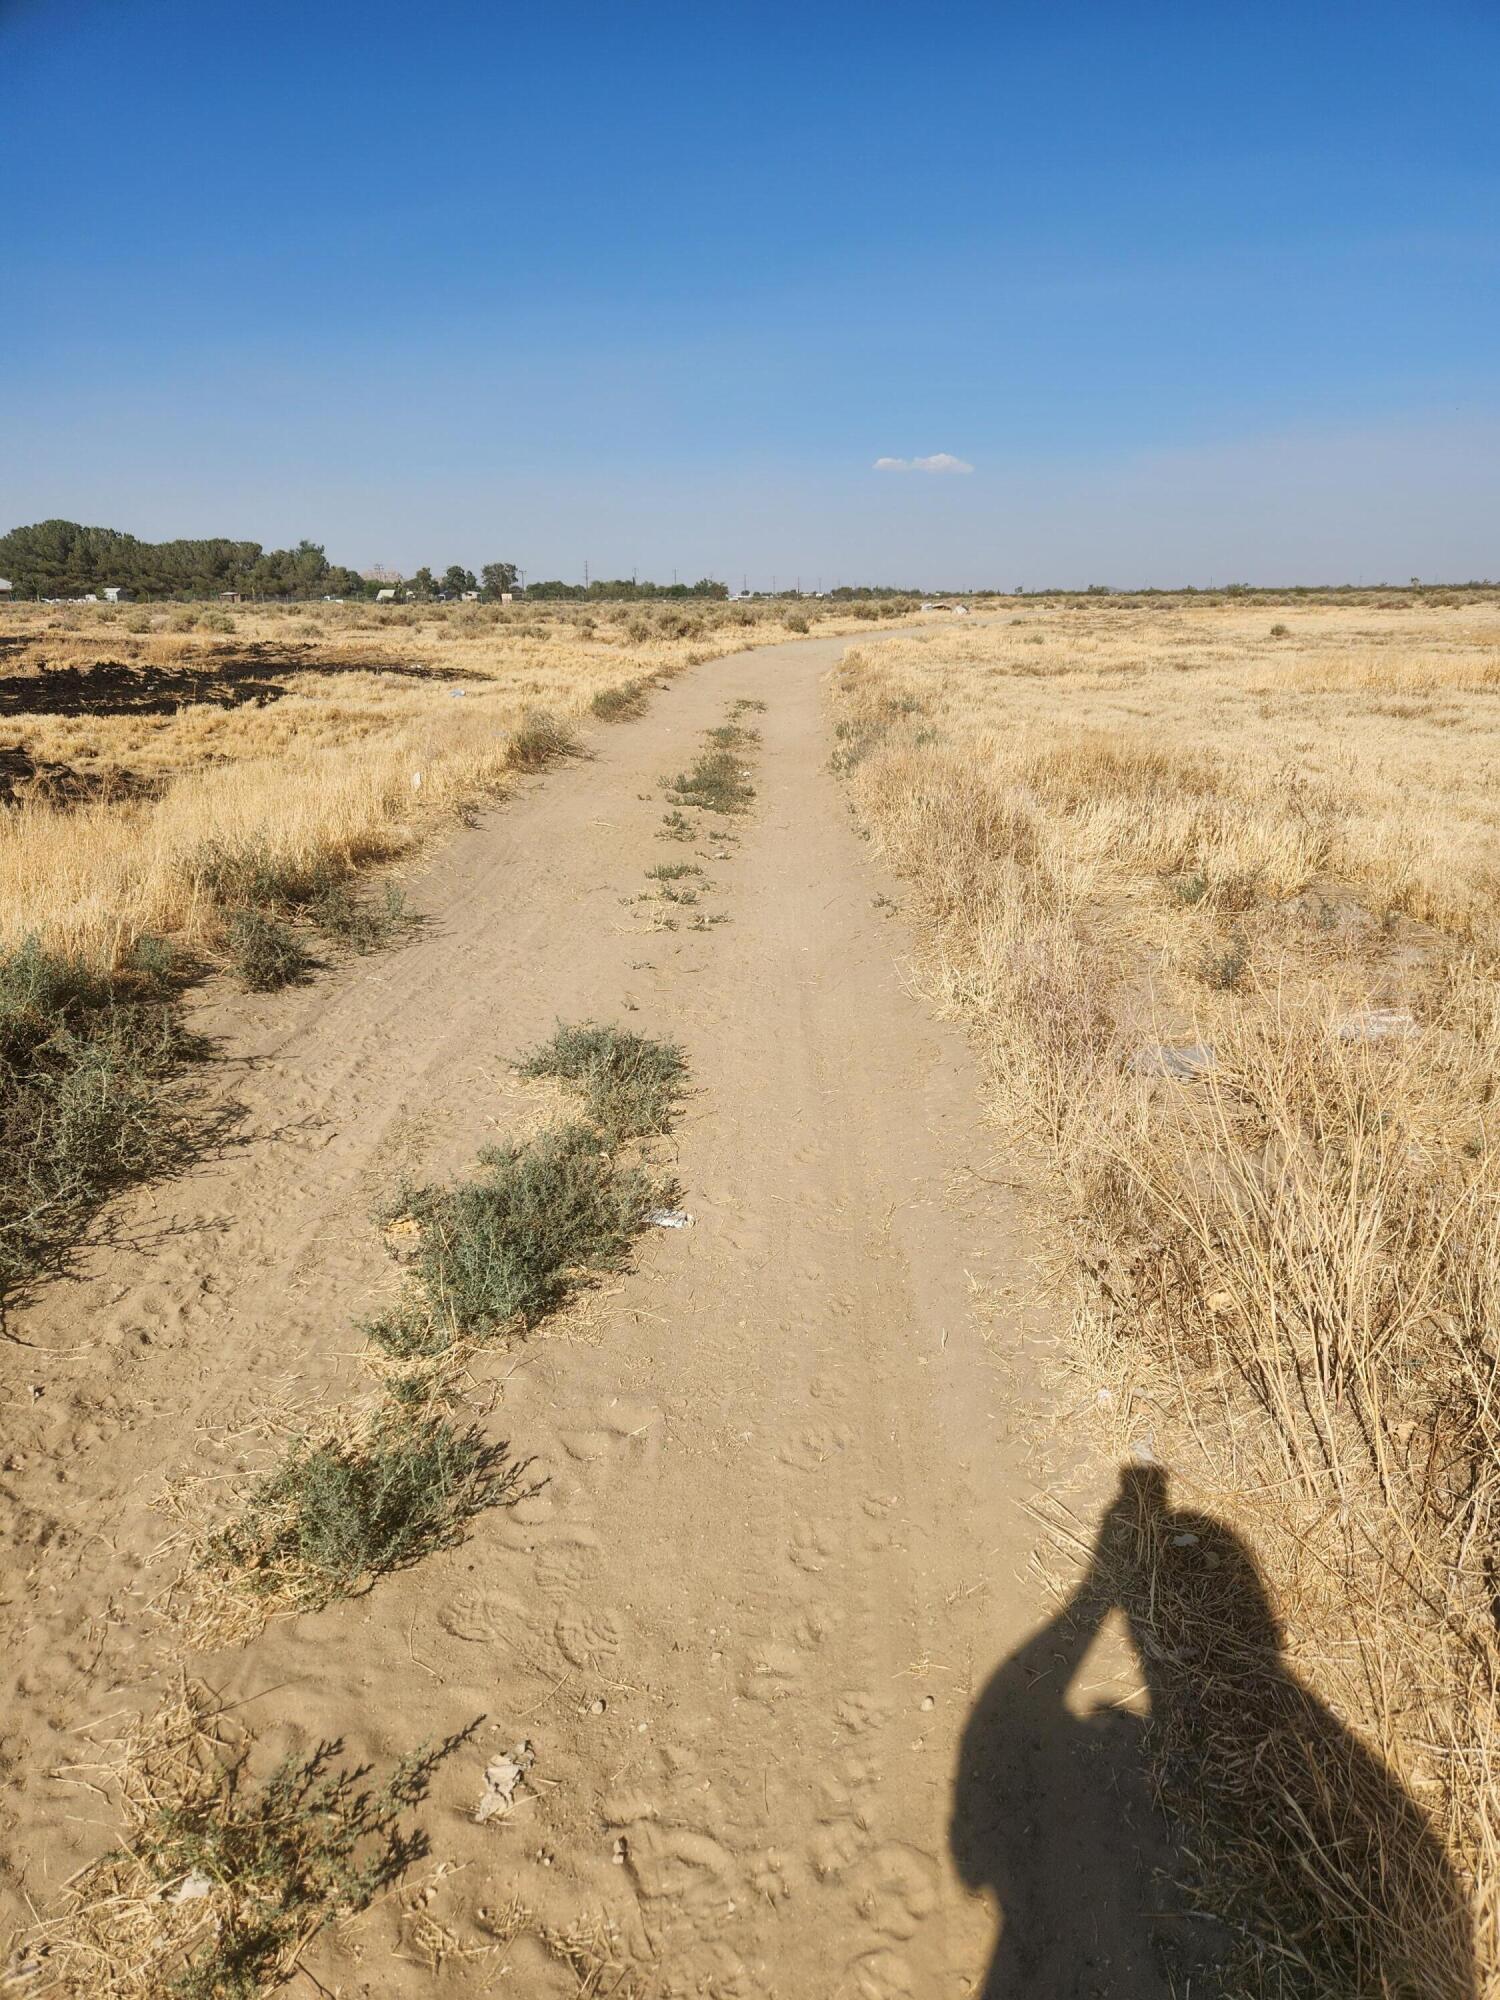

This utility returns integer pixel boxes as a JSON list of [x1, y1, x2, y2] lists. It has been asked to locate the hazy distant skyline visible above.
[[3, 0, 1496, 588]]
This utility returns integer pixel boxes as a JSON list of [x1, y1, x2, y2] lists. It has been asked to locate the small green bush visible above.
[[225, 910, 313, 990], [665, 747, 754, 814], [509, 711, 579, 770], [198, 841, 408, 960], [0, 938, 189, 1300], [519, 1020, 688, 1140], [591, 679, 650, 722], [371, 1123, 666, 1354], [216, 1408, 514, 1599], [112, 1697, 461, 2000], [309, 879, 411, 954], [1198, 938, 1248, 991], [705, 720, 758, 750]]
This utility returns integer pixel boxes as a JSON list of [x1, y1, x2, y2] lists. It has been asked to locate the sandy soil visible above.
[[0, 631, 1173, 1996]]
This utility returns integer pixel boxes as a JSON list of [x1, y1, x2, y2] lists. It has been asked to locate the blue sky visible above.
[[2, 0, 1496, 585]]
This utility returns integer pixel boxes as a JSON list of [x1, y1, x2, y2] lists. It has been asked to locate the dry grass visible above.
[[8, 1681, 458, 1999], [0, 595, 911, 970], [831, 596, 1500, 1998]]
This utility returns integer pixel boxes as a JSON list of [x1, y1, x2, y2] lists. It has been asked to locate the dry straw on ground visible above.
[[832, 593, 1500, 1998], [9, 1680, 454, 1999], [0, 594, 910, 969]]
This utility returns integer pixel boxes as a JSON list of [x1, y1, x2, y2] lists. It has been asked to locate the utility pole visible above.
[[583, 558, 589, 590]]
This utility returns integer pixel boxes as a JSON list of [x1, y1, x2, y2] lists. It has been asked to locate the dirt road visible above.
[[1, 632, 1171, 1995]]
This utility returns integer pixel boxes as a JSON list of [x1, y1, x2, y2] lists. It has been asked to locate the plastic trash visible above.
[[475, 1740, 534, 1824]]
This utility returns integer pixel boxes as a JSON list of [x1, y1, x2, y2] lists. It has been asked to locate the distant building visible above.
[[102, 586, 130, 603], [362, 564, 403, 584], [0, 578, 12, 596], [375, 587, 399, 603]]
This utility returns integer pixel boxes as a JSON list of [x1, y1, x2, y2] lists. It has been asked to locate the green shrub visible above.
[[225, 910, 313, 990], [215, 1407, 514, 1600], [196, 840, 313, 912], [591, 679, 650, 721], [198, 841, 409, 960], [519, 1020, 688, 1140], [665, 747, 754, 814], [370, 1123, 666, 1355], [309, 879, 411, 954], [508, 710, 579, 769], [0, 939, 189, 1301]]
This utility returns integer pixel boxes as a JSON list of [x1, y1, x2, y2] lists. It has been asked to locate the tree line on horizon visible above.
[[0, 521, 735, 604]]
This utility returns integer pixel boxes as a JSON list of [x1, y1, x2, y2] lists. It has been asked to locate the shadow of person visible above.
[[952, 1466, 1477, 1999], [950, 1479, 1179, 1998]]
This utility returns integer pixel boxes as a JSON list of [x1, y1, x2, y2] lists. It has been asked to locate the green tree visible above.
[[443, 564, 477, 596], [480, 561, 518, 598], [408, 566, 437, 598]]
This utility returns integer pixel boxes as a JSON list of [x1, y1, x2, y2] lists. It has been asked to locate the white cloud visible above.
[[873, 452, 974, 475]]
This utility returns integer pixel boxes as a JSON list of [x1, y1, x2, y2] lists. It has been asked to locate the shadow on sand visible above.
[[951, 1466, 1475, 1999]]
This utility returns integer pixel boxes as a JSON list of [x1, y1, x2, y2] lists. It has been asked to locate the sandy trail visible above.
[[1, 632, 1168, 1996]]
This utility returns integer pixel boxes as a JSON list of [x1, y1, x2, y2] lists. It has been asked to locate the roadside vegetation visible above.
[[831, 597, 1500, 1996], [171, 1021, 685, 1647], [0, 935, 198, 1307], [0, 595, 908, 974], [27, 1017, 689, 1988], [12, 1682, 467, 2000], [642, 700, 764, 927], [369, 1022, 685, 1365]]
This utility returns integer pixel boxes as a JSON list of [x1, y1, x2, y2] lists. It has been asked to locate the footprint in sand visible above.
[[778, 1421, 852, 1471], [554, 1602, 624, 1667], [835, 1688, 894, 1736], [816, 1752, 882, 1823], [738, 1639, 803, 1702], [558, 1394, 665, 1471], [810, 1816, 869, 1881], [849, 1843, 939, 1941], [437, 1586, 529, 1645], [748, 1847, 805, 1906], [847, 1948, 917, 1999], [792, 1602, 843, 1651], [626, 1823, 741, 1914], [533, 1541, 604, 1598], [788, 1519, 842, 1572]]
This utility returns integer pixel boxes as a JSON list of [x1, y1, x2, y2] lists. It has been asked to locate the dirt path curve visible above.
[[1, 632, 1169, 1996]]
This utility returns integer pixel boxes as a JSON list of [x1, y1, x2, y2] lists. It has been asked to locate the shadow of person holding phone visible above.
[[951, 1465, 1476, 1999]]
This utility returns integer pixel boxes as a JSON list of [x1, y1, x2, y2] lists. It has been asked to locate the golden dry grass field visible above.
[[0, 593, 911, 967], [831, 594, 1500, 1996]]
